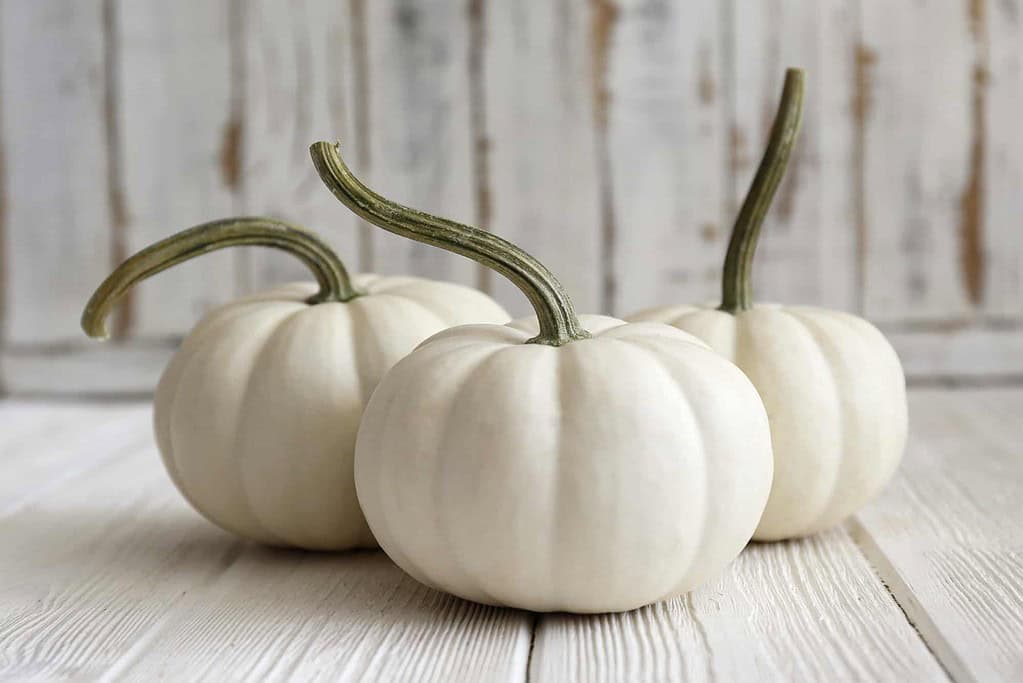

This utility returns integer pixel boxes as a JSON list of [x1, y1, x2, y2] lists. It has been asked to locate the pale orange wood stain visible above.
[[589, 0, 618, 313], [960, 0, 989, 307]]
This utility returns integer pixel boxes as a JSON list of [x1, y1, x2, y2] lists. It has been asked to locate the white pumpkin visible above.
[[355, 315, 773, 612], [82, 218, 509, 550], [627, 304, 906, 541], [626, 69, 907, 541], [312, 141, 774, 613]]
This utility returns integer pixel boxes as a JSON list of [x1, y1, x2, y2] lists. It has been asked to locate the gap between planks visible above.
[[528, 527, 946, 682], [848, 520, 956, 682], [848, 389, 1023, 683]]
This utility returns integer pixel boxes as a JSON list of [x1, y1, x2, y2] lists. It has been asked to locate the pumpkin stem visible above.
[[719, 68, 805, 314], [81, 217, 362, 339], [310, 141, 590, 346]]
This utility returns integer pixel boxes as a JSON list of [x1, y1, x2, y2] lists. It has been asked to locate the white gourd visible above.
[[627, 69, 907, 540], [355, 314, 773, 612], [627, 304, 907, 540], [312, 141, 774, 613], [83, 220, 509, 550]]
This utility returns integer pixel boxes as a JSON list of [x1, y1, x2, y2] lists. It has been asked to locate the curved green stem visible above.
[[310, 141, 589, 346], [719, 68, 805, 313], [82, 217, 361, 339]]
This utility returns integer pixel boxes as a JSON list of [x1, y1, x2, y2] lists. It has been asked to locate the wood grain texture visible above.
[[4, 2, 1023, 392], [481, 0, 603, 317], [607, 0, 729, 315], [0, 0, 111, 344], [852, 388, 1023, 682], [241, 0, 364, 290], [0, 405, 244, 681], [531, 527, 946, 682], [0, 401, 150, 514], [730, 0, 859, 312], [859, 0, 974, 322], [104, 552, 532, 682], [360, 0, 479, 286], [115, 1, 239, 336]]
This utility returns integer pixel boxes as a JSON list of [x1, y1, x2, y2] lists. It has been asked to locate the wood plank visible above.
[[851, 388, 1023, 682], [885, 326, 1023, 381], [482, 0, 603, 316], [0, 410, 244, 681], [241, 0, 364, 290], [606, 0, 730, 315], [982, 0, 1023, 317], [0, 0, 111, 344], [0, 401, 150, 515], [361, 0, 479, 286], [115, 1, 239, 336], [0, 400, 75, 448], [729, 0, 859, 311], [0, 342, 172, 397], [532, 527, 945, 682], [103, 551, 532, 682], [859, 0, 974, 322]]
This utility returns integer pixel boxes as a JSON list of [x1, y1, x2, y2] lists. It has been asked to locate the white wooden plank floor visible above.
[[0, 389, 1020, 682]]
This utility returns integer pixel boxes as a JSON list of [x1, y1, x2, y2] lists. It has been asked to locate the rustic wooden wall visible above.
[[0, 0, 1020, 395]]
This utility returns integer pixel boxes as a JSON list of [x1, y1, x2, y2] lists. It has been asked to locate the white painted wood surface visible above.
[[361, 0, 479, 288], [885, 327, 1023, 381], [101, 553, 532, 681], [2, 1, 1023, 390], [606, 0, 729, 315], [982, 0, 1023, 319], [1, 389, 1020, 681], [852, 389, 1023, 683], [730, 0, 859, 311], [115, 0, 239, 337], [241, 0, 363, 290], [482, 0, 603, 316], [0, 0, 111, 345], [0, 343, 172, 397], [532, 529, 946, 682], [859, 0, 974, 323]]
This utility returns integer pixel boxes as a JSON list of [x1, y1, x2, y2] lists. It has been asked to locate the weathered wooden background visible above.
[[0, 0, 1020, 395]]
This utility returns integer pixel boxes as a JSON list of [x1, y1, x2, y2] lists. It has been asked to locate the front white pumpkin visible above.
[[153, 275, 509, 550], [628, 304, 907, 540], [354, 315, 774, 613]]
